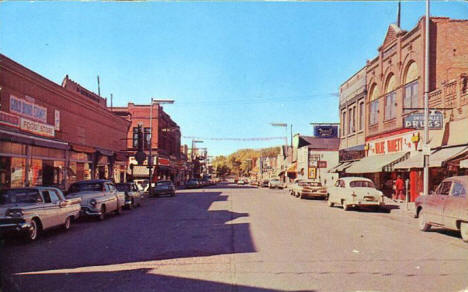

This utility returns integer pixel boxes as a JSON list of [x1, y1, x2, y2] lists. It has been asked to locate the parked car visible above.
[[290, 179, 328, 199], [186, 179, 201, 189], [152, 180, 176, 197], [134, 179, 150, 193], [268, 178, 282, 189], [261, 179, 269, 188], [415, 175, 468, 242], [66, 179, 126, 220], [327, 177, 385, 211], [0, 187, 81, 241], [237, 179, 246, 185], [115, 182, 143, 209]]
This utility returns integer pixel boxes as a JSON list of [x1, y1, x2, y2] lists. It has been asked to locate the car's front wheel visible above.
[[328, 200, 334, 207], [342, 201, 350, 211], [63, 217, 71, 231], [418, 210, 431, 231], [26, 219, 39, 241]]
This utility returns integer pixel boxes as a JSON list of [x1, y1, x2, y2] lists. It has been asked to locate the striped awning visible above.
[[345, 152, 409, 174], [394, 146, 468, 169]]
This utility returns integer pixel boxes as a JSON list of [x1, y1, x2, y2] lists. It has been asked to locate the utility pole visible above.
[[423, 0, 430, 197]]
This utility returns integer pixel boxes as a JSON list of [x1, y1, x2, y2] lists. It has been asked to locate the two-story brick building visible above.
[[338, 17, 468, 200], [111, 103, 185, 184], [0, 54, 130, 190]]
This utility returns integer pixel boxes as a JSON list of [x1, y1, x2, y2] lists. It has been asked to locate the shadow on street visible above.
[[1, 191, 257, 292]]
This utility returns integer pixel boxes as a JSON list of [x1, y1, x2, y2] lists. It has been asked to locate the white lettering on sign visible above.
[[20, 118, 55, 137], [10, 95, 47, 123]]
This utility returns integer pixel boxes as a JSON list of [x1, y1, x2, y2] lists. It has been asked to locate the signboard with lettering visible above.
[[404, 112, 443, 129], [317, 161, 327, 168], [308, 167, 317, 179], [313, 125, 338, 138], [367, 130, 425, 156], [10, 95, 47, 123], [20, 118, 55, 137], [0, 111, 20, 128], [55, 110, 60, 131]]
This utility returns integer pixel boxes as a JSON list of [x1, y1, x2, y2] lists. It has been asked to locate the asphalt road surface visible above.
[[2, 183, 468, 292]]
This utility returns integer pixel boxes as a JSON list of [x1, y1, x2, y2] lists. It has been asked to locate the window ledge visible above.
[[383, 118, 396, 124]]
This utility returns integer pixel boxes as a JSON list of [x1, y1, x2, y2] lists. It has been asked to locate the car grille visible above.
[[0, 217, 25, 224]]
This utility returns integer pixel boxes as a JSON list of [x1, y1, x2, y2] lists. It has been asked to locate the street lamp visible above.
[[148, 98, 174, 196], [423, 0, 430, 197]]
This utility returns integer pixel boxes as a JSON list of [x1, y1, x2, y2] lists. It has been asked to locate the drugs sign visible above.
[[404, 112, 443, 129]]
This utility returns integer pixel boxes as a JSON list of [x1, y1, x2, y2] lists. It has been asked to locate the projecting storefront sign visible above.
[[313, 125, 338, 138], [404, 112, 443, 129]]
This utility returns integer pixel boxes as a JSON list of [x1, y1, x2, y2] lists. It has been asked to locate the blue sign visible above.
[[404, 112, 443, 129], [313, 125, 338, 138]]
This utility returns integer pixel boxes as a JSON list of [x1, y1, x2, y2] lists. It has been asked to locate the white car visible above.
[[327, 177, 385, 211]]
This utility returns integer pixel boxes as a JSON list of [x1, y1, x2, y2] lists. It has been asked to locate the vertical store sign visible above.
[[55, 110, 60, 131]]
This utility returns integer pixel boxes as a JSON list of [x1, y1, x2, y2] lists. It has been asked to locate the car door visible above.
[[48, 189, 65, 227], [329, 179, 341, 202], [442, 181, 466, 229], [40, 190, 60, 229], [105, 183, 118, 211], [425, 181, 451, 225]]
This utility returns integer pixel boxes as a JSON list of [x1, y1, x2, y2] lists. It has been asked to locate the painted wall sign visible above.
[[404, 112, 443, 129], [10, 95, 47, 123], [313, 125, 338, 138], [158, 158, 170, 166], [367, 131, 422, 156], [20, 118, 55, 137], [55, 110, 60, 131], [317, 161, 327, 168], [0, 111, 20, 128]]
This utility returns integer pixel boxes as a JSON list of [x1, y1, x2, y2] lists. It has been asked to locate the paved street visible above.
[[2, 183, 468, 292]]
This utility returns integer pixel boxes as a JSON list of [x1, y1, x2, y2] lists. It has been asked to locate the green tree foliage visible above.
[[212, 146, 280, 176]]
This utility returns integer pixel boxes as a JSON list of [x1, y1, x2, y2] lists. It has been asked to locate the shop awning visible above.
[[0, 127, 69, 150], [287, 163, 297, 173], [71, 144, 95, 153], [461, 159, 468, 169], [329, 161, 354, 173], [345, 152, 409, 174], [394, 145, 468, 169]]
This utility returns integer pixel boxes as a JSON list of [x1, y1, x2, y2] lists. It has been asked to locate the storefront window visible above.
[[29, 159, 43, 186], [10, 157, 26, 188], [0, 157, 11, 190]]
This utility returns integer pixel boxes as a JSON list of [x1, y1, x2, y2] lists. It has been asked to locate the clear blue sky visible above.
[[1, 1, 467, 156]]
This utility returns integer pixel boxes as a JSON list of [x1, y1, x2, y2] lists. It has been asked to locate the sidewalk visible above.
[[384, 197, 416, 217]]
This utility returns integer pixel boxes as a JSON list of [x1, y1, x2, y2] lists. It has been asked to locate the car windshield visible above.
[[68, 182, 104, 194], [0, 189, 41, 204], [115, 184, 130, 192], [349, 180, 375, 188], [271, 179, 279, 182], [188, 180, 198, 184], [157, 181, 172, 186], [299, 181, 321, 187]]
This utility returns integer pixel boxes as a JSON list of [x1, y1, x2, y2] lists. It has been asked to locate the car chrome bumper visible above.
[[354, 201, 385, 207], [80, 207, 102, 217], [0, 221, 31, 234]]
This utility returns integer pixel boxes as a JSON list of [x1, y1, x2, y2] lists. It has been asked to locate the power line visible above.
[[183, 136, 286, 141]]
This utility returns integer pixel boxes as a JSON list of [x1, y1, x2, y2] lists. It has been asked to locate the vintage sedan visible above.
[[290, 179, 328, 199], [151, 180, 176, 197], [116, 182, 143, 209], [0, 187, 81, 241], [66, 180, 126, 220], [415, 175, 468, 242], [327, 177, 385, 211], [268, 178, 282, 189]]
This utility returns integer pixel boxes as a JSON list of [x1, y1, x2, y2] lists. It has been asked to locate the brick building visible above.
[[0, 54, 130, 191], [111, 103, 186, 184], [339, 17, 468, 200]]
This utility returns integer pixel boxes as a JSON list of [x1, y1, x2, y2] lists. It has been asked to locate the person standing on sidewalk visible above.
[[395, 175, 405, 202]]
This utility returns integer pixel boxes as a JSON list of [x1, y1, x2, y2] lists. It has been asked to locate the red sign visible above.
[[387, 138, 403, 153], [0, 111, 20, 128], [158, 158, 170, 166], [375, 142, 385, 154], [317, 161, 327, 168]]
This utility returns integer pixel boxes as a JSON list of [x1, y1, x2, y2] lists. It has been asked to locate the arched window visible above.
[[403, 62, 419, 112], [384, 73, 397, 120], [369, 84, 379, 125]]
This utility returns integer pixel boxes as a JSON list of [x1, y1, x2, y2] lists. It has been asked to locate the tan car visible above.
[[415, 175, 468, 242], [290, 179, 328, 199], [327, 177, 385, 211], [66, 179, 126, 221], [0, 187, 81, 241]]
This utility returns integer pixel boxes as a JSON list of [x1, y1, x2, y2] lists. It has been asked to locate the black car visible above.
[[151, 181, 176, 197]]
